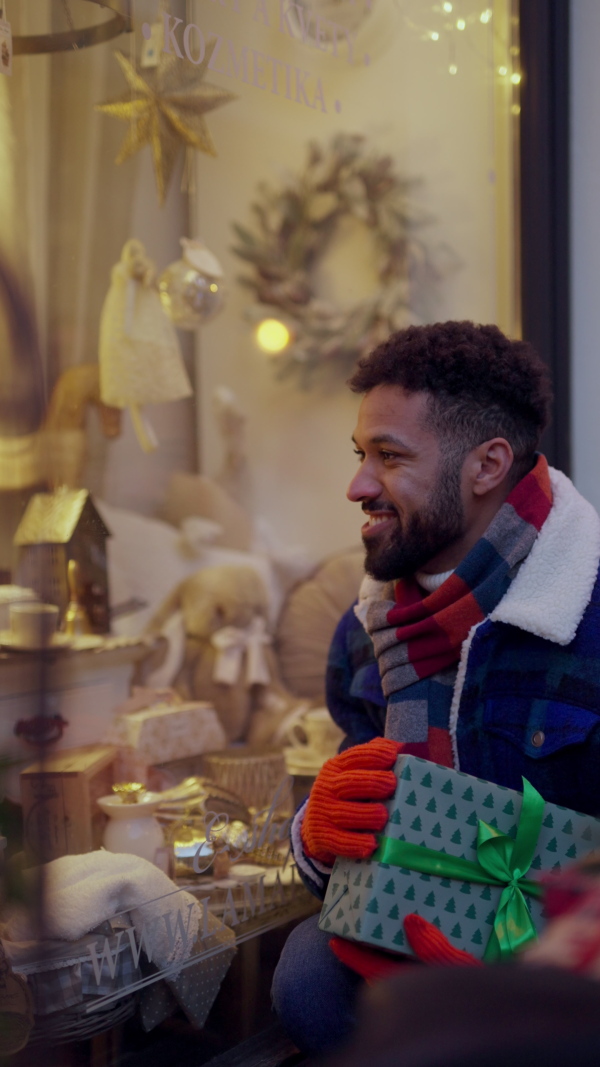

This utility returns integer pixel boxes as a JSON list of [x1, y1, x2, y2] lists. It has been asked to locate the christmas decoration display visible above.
[[14, 488, 110, 633], [232, 133, 443, 387], [96, 41, 237, 205], [98, 239, 192, 451], [319, 755, 600, 961], [159, 238, 226, 329]]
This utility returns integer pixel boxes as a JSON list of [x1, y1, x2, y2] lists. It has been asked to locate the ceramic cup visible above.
[[9, 602, 59, 649], [287, 707, 344, 760]]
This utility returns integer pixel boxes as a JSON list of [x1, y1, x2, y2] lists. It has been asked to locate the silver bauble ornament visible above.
[[159, 238, 226, 330]]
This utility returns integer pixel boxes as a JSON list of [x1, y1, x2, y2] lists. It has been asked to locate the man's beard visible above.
[[363, 461, 466, 582]]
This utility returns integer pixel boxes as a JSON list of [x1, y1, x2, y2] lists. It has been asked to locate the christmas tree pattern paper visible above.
[[318, 755, 600, 960]]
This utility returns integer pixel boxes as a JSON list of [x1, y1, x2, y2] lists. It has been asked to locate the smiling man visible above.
[[272, 321, 600, 1056], [350, 387, 513, 586]]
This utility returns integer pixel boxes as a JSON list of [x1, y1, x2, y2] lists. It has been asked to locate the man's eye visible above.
[[353, 449, 364, 461], [380, 451, 397, 461]]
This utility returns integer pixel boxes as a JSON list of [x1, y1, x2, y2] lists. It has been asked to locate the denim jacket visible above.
[[292, 466, 600, 897]]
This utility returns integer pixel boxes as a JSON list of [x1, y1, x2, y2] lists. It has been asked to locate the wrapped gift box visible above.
[[319, 755, 600, 961], [108, 701, 226, 765]]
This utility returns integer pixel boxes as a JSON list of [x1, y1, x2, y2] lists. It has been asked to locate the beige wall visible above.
[[190, 0, 516, 560], [53, 1, 517, 556]]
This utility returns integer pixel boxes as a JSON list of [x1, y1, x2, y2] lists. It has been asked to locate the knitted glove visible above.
[[329, 936, 414, 983], [300, 737, 402, 866], [329, 915, 480, 983], [403, 914, 481, 966]]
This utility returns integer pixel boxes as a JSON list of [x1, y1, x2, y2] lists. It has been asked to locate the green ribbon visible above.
[[371, 777, 545, 962]]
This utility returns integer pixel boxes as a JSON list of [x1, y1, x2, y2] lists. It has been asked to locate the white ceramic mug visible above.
[[9, 602, 59, 649], [287, 707, 344, 759]]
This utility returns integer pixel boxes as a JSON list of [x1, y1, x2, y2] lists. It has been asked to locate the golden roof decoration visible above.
[[14, 489, 110, 547]]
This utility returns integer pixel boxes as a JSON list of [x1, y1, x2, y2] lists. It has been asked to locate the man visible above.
[[272, 321, 600, 1056]]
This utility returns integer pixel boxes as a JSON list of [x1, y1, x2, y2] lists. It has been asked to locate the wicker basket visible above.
[[28, 993, 136, 1046], [202, 748, 291, 815]]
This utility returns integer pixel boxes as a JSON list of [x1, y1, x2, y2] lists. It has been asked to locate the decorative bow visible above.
[[372, 777, 546, 962], [210, 616, 272, 687]]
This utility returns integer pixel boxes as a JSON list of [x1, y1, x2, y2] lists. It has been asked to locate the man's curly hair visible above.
[[348, 321, 553, 485]]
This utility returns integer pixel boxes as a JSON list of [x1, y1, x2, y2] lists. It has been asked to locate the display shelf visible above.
[[0, 636, 161, 799], [79, 872, 319, 1016]]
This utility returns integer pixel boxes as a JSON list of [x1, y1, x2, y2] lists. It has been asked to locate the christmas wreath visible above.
[[232, 134, 441, 387]]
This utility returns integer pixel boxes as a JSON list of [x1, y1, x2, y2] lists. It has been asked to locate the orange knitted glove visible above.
[[300, 737, 402, 866]]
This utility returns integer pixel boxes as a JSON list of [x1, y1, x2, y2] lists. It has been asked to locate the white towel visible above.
[[1, 851, 200, 973]]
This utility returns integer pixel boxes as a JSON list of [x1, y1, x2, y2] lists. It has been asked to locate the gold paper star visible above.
[[97, 41, 237, 204]]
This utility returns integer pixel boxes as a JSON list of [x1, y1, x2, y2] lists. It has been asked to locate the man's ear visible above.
[[466, 438, 515, 497]]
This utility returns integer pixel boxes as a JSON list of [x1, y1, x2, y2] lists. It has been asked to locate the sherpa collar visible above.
[[489, 467, 600, 645]]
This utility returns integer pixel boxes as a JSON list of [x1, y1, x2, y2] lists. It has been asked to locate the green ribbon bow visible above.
[[371, 777, 545, 961]]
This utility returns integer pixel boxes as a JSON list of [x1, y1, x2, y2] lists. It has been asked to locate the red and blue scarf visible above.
[[361, 455, 553, 767]]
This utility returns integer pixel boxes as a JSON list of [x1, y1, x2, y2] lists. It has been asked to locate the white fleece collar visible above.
[[489, 467, 600, 645]]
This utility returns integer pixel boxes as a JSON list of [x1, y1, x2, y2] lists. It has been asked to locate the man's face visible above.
[[347, 385, 467, 581]]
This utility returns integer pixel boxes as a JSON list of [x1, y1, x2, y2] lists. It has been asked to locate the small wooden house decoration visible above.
[[13, 488, 111, 633]]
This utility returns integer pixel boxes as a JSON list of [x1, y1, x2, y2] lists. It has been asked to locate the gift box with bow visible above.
[[319, 755, 600, 961]]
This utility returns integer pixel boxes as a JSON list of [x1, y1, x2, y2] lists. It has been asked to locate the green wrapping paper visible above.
[[318, 755, 600, 960]]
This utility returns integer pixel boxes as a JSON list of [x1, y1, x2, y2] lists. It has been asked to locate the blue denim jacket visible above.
[[292, 468, 600, 897], [327, 567, 600, 819]]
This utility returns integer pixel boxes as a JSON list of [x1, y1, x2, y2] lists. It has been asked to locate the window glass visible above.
[[0, 1, 519, 1060]]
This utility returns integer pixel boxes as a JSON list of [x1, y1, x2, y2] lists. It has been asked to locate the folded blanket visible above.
[[0, 851, 200, 973]]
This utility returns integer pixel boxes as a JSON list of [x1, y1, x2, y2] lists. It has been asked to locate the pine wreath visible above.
[[232, 133, 441, 387]]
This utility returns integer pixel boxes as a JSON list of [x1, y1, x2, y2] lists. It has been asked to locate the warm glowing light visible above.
[[209, 283, 219, 292], [498, 65, 508, 76], [456, 18, 466, 30], [511, 72, 521, 84], [443, 1, 453, 11], [449, 63, 458, 74], [480, 8, 492, 23], [256, 318, 291, 354], [430, 30, 440, 40], [511, 104, 521, 115]]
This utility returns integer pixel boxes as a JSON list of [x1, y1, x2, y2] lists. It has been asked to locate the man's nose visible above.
[[347, 463, 381, 503]]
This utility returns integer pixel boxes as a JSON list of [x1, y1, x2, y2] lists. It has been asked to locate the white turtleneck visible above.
[[415, 568, 454, 593]]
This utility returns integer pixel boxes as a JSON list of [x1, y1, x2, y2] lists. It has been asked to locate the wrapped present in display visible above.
[[108, 701, 226, 765], [319, 755, 600, 962]]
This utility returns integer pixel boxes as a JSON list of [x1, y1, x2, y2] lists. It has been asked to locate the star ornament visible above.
[[97, 41, 237, 204]]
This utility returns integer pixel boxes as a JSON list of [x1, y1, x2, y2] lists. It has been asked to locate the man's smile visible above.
[[361, 509, 398, 538]]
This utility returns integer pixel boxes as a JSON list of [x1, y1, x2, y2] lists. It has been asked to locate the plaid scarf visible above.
[[360, 455, 553, 767]]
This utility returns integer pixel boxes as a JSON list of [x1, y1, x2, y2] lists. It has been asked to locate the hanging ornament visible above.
[[98, 239, 192, 452], [231, 133, 453, 388], [96, 39, 237, 206], [159, 238, 226, 330], [11, 0, 131, 56]]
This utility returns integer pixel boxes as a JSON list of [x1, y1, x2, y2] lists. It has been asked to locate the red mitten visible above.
[[300, 738, 402, 865], [329, 937, 413, 983], [404, 914, 481, 966], [330, 915, 480, 984]]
